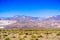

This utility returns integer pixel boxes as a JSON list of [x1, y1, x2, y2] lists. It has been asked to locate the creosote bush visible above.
[[37, 35, 43, 38], [20, 38, 25, 40], [31, 35, 36, 38], [23, 36, 27, 38], [57, 32, 60, 36], [5, 37, 10, 40], [35, 38, 38, 40], [3, 34, 8, 38], [19, 32, 23, 35], [25, 33, 28, 35], [30, 38, 34, 40]]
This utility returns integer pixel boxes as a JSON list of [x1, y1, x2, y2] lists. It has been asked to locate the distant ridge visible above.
[[0, 15, 60, 29]]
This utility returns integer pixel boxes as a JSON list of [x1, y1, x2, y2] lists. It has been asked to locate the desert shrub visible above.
[[57, 32, 60, 36], [23, 36, 27, 38], [30, 38, 34, 40], [29, 33, 32, 35], [37, 35, 43, 38], [8, 33, 11, 35], [12, 36, 16, 38], [31, 35, 36, 38], [3, 35, 8, 36], [44, 32, 51, 35], [3, 31, 6, 33], [35, 38, 38, 40], [19, 32, 23, 35], [0, 35, 1, 39], [25, 33, 28, 35], [3, 34, 8, 38], [5, 38, 10, 40], [20, 38, 25, 40]]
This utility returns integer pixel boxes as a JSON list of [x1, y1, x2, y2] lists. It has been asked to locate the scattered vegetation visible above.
[[5, 37, 10, 40], [19, 38, 25, 40], [3, 34, 8, 38], [25, 33, 28, 35], [31, 35, 36, 38], [37, 35, 43, 38], [23, 36, 27, 38], [0, 29, 60, 40], [57, 32, 60, 36], [35, 38, 39, 40]]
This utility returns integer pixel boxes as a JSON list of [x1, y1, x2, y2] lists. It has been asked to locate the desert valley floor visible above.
[[0, 29, 60, 40]]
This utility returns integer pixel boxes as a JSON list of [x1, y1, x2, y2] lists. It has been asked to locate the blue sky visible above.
[[0, 0, 60, 17]]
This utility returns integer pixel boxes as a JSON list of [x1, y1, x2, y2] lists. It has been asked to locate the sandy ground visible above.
[[0, 30, 60, 40]]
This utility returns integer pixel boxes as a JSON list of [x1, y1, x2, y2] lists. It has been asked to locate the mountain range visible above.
[[0, 15, 60, 29]]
